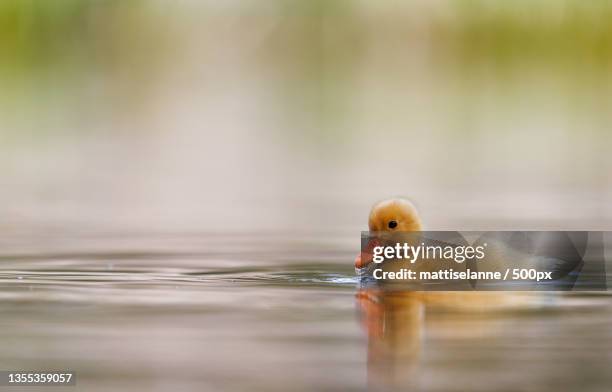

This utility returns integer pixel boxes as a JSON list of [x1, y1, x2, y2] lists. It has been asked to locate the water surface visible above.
[[0, 233, 611, 391]]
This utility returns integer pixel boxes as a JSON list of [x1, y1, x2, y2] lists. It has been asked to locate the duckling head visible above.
[[368, 198, 422, 232], [355, 198, 422, 269]]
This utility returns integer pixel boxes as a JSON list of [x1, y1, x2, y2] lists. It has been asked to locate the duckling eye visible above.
[[388, 220, 398, 229]]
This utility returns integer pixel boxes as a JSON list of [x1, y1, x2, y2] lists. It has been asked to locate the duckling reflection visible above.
[[355, 289, 424, 390], [355, 289, 526, 390]]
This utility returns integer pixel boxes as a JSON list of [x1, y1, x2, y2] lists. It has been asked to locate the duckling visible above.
[[357, 198, 473, 288], [356, 198, 586, 289], [355, 198, 422, 269]]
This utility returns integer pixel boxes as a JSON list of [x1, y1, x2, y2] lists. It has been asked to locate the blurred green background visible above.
[[1, 0, 610, 234]]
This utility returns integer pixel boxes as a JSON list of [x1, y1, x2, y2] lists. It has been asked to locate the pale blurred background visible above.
[[1, 0, 611, 235]]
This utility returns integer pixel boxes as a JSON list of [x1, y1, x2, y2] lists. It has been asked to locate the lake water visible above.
[[1, 232, 611, 392]]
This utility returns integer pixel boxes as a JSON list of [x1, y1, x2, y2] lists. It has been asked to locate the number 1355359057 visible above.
[[2, 371, 75, 386]]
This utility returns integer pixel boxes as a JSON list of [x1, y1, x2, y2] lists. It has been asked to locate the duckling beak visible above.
[[355, 239, 380, 269], [355, 253, 371, 269]]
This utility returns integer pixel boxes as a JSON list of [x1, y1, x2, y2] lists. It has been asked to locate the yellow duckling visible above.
[[356, 198, 583, 288], [355, 198, 422, 269]]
